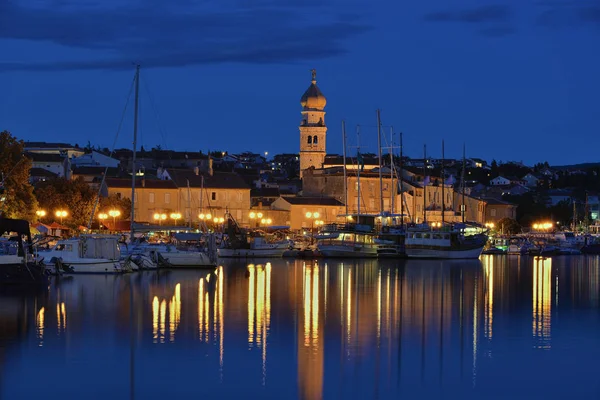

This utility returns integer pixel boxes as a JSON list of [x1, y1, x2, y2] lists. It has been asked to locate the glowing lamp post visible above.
[[170, 212, 182, 225], [108, 209, 121, 230], [249, 211, 263, 228], [35, 210, 46, 221], [305, 212, 320, 243], [154, 213, 167, 226], [55, 210, 68, 224], [98, 213, 108, 230]]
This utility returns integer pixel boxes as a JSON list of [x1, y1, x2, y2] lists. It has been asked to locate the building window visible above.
[[490, 208, 496, 217], [307, 136, 312, 144], [211, 192, 217, 201], [149, 192, 155, 203], [165, 193, 171, 204], [238, 193, 243, 202], [313, 136, 318, 144]]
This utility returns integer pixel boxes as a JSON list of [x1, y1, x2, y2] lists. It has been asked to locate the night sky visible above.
[[0, 0, 598, 165]]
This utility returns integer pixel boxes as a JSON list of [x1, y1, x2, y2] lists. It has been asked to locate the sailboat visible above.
[[315, 121, 378, 258], [119, 66, 217, 268]]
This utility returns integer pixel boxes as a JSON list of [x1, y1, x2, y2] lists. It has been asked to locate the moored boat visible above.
[[404, 223, 487, 259], [0, 218, 49, 286]]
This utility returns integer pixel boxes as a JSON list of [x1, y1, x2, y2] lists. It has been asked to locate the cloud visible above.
[[0, 0, 371, 71], [536, 1, 600, 28], [424, 5, 512, 24]]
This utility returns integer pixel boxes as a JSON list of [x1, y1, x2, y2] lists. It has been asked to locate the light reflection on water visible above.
[[1, 256, 600, 399]]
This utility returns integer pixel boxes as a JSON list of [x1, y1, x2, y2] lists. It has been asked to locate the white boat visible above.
[[39, 235, 131, 274], [145, 243, 216, 267], [315, 223, 378, 258], [404, 223, 487, 259], [218, 236, 289, 258]]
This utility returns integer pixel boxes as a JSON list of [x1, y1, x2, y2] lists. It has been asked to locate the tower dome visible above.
[[300, 69, 327, 110]]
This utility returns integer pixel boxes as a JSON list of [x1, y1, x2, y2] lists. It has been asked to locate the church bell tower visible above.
[[299, 69, 327, 179]]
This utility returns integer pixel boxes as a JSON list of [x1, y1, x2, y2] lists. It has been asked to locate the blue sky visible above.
[[0, 0, 598, 165]]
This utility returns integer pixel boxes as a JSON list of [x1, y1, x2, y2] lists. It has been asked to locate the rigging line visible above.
[[87, 74, 136, 230], [140, 71, 169, 151]]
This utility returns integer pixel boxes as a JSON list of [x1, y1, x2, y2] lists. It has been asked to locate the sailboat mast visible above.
[[130, 64, 140, 242], [376, 109, 384, 216], [357, 125, 361, 218], [187, 179, 192, 228], [441, 140, 445, 225], [461, 143, 466, 223], [342, 120, 349, 217], [423, 144, 427, 224], [400, 132, 404, 227], [390, 126, 394, 217]]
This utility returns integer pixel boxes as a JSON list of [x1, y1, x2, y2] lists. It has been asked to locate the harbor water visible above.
[[1, 255, 599, 399]]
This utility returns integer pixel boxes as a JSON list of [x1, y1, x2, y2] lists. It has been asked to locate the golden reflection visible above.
[[56, 302, 66, 334], [304, 263, 311, 346], [204, 291, 209, 342], [160, 299, 166, 343], [36, 307, 45, 346], [246, 263, 272, 384], [483, 256, 494, 340], [346, 269, 352, 343], [153, 296, 159, 343], [312, 264, 319, 343], [298, 262, 323, 400], [169, 283, 182, 342], [218, 266, 225, 374], [533, 256, 552, 349], [248, 264, 255, 346], [198, 280, 204, 341], [377, 269, 382, 340]]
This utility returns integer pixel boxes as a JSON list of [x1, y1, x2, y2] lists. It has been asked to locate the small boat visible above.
[[39, 235, 130, 274], [404, 223, 487, 259], [0, 217, 49, 286], [218, 213, 290, 258], [315, 223, 378, 258]]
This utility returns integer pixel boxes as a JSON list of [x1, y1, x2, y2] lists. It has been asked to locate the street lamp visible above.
[[199, 212, 212, 221], [170, 212, 182, 225], [36, 210, 46, 221], [98, 213, 108, 230], [55, 210, 68, 224], [249, 211, 263, 228], [154, 213, 167, 226], [109, 209, 121, 230], [305, 212, 320, 243]]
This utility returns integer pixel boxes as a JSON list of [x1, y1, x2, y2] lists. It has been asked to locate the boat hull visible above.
[[156, 251, 216, 267], [405, 246, 484, 259], [45, 259, 125, 274], [218, 248, 287, 258], [318, 245, 378, 258]]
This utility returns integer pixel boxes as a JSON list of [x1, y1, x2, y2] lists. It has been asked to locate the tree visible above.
[[34, 177, 96, 227], [0, 131, 37, 221], [497, 217, 521, 235]]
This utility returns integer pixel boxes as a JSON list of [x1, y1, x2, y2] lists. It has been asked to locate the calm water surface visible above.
[[1, 256, 599, 399]]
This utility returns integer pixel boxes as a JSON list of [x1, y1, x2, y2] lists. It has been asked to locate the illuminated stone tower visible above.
[[299, 69, 327, 179]]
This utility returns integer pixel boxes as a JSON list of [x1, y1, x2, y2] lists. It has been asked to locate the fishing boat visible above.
[[0, 218, 49, 286], [39, 235, 133, 274], [218, 213, 289, 258], [404, 223, 487, 259], [315, 221, 378, 258]]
